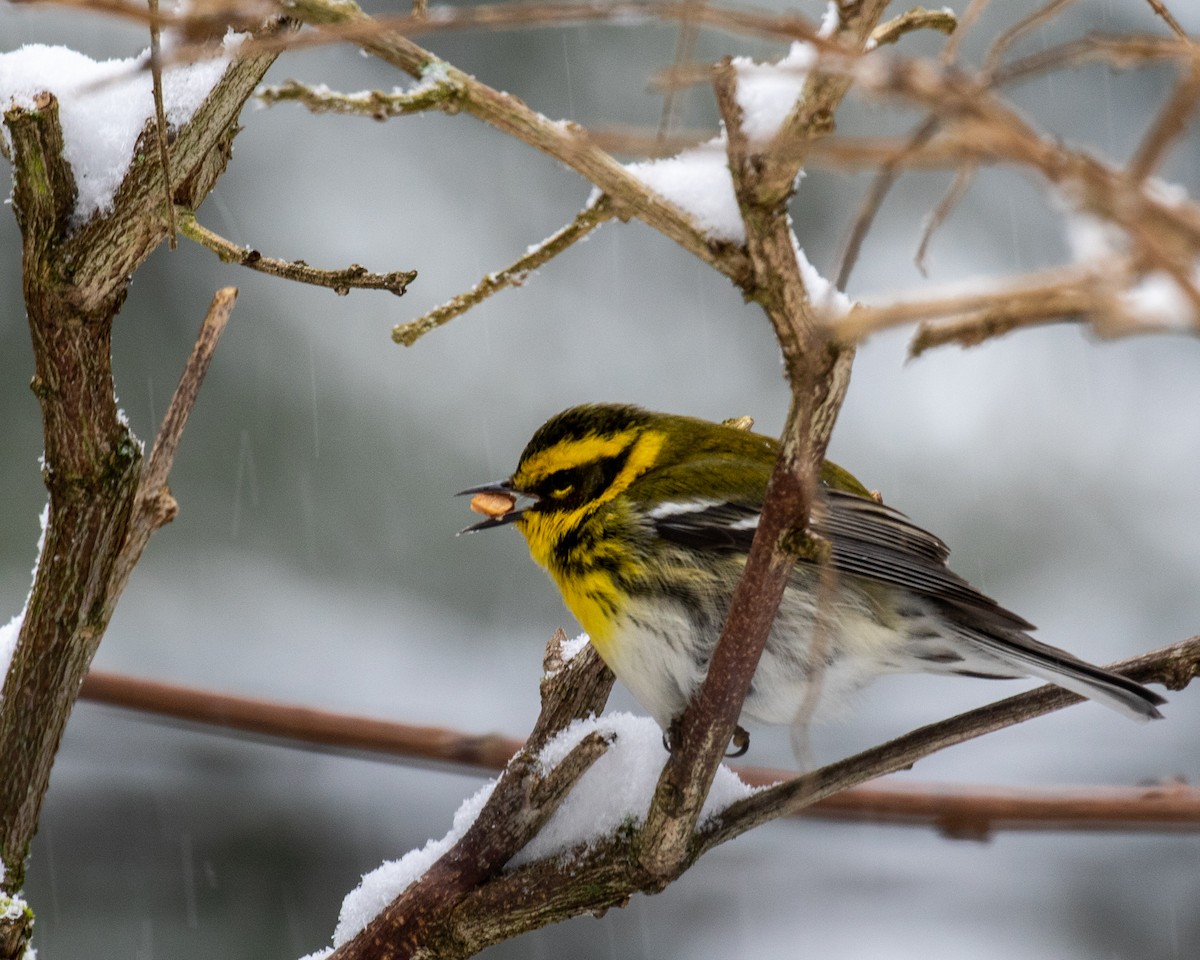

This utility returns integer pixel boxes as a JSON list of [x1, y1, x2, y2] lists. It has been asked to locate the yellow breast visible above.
[[516, 508, 640, 663]]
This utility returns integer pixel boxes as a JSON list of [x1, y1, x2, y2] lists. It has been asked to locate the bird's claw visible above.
[[662, 720, 749, 757]]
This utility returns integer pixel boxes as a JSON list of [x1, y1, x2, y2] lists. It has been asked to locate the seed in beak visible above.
[[469, 490, 517, 519]]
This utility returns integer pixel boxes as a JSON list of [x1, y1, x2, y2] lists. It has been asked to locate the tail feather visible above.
[[967, 631, 1166, 722]]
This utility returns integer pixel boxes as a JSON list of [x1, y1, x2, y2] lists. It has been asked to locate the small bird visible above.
[[461, 404, 1165, 749]]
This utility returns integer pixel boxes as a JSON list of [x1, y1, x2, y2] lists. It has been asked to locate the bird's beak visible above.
[[456, 481, 535, 534]]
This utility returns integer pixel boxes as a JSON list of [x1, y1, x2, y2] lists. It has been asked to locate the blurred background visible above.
[[2, 0, 1199, 957]]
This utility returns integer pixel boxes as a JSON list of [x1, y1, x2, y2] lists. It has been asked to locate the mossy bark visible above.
[[0, 32, 281, 956]]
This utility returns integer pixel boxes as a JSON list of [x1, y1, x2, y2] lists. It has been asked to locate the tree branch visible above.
[[0, 16, 283, 908], [827, 266, 1110, 346], [177, 208, 416, 296], [77, 662, 1200, 834], [282, 0, 753, 286], [636, 0, 886, 881], [1, 93, 143, 896], [320, 634, 1199, 958], [60, 23, 288, 312], [696, 636, 1199, 852], [330, 630, 615, 959], [108, 288, 237, 599], [257, 75, 467, 119], [393, 197, 614, 346], [870, 6, 958, 49]]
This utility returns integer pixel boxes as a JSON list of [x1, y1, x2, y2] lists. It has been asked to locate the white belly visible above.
[[599, 588, 908, 729]]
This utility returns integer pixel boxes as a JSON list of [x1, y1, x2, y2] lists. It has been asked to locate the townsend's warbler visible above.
[[462, 404, 1165, 743]]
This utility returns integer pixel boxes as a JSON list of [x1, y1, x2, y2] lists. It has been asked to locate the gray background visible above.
[[2, 1, 1199, 957]]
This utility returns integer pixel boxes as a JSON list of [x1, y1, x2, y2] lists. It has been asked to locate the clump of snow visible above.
[[1062, 209, 1126, 263], [416, 58, 452, 90], [622, 137, 847, 304], [512, 713, 754, 867], [624, 138, 743, 244], [0, 615, 22, 695], [1119, 270, 1199, 331], [1, 504, 50, 699], [1057, 186, 1198, 330], [0, 888, 30, 922], [731, 42, 816, 144], [818, 0, 841, 37], [619, 45, 850, 321], [792, 225, 853, 318], [624, 41, 821, 243], [317, 712, 754, 956], [1146, 176, 1188, 207], [559, 631, 591, 662], [329, 776, 496, 948], [0, 36, 242, 223], [0, 856, 36, 960]]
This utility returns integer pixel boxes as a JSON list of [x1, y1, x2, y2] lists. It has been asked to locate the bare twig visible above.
[[79, 669, 523, 769], [242, 1, 829, 50], [1144, 0, 1189, 40], [697, 636, 1200, 850], [147, 0, 177, 247], [835, 115, 941, 290], [140, 292, 235, 496], [914, 163, 976, 275], [176, 208, 416, 296], [393, 197, 614, 346], [802, 133, 969, 170], [798, 779, 1200, 838], [585, 123, 717, 158], [827, 265, 1110, 346], [77, 666, 1200, 834], [656, 0, 706, 141], [257, 75, 467, 119], [983, 0, 1076, 77], [940, 0, 989, 63], [109, 288, 236, 597], [1127, 57, 1200, 182], [871, 7, 958, 49], [994, 33, 1191, 87], [283, 0, 752, 286], [11, 0, 825, 51]]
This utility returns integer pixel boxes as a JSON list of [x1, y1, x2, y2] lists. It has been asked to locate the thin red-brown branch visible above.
[[77, 668, 1200, 834]]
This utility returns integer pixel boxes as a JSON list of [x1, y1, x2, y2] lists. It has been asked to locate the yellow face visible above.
[[507, 424, 665, 649]]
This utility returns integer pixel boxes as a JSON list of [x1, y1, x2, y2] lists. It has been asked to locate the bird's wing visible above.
[[817, 490, 1036, 633], [643, 462, 1165, 720], [643, 464, 1034, 634]]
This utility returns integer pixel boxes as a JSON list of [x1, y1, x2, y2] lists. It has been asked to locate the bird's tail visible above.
[[967, 631, 1166, 722]]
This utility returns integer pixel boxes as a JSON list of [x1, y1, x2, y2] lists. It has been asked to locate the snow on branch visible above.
[[0, 36, 243, 222]]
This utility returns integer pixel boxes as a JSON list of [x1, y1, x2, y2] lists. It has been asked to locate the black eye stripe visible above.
[[531, 443, 634, 509]]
